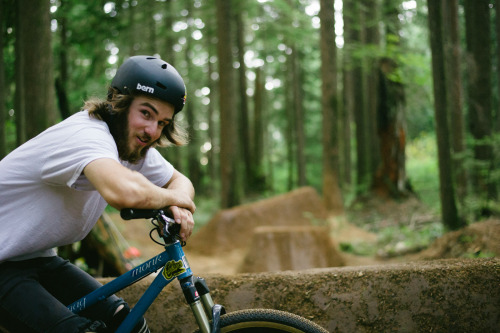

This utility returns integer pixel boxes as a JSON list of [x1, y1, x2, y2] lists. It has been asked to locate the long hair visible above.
[[84, 88, 189, 147]]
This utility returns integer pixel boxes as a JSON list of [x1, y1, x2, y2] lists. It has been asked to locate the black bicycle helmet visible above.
[[111, 55, 186, 113]]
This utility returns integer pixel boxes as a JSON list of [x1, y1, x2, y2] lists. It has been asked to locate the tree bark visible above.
[[216, 0, 240, 208], [16, 0, 56, 141], [253, 66, 267, 191], [235, 11, 253, 193], [427, 0, 463, 230], [320, 0, 343, 214], [442, 0, 467, 203], [344, 1, 369, 194], [362, 0, 381, 178], [291, 46, 307, 187], [464, 0, 497, 205], [55, 0, 71, 120], [0, 0, 6, 158], [374, 58, 407, 197]]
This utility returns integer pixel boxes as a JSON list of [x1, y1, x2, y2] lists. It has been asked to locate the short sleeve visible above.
[[124, 148, 174, 187], [41, 125, 119, 188]]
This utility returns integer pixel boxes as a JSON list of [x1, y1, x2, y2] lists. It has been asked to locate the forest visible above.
[[0, 0, 499, 238]]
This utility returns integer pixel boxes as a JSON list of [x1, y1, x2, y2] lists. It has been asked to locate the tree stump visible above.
[[238, 226, 344, 273]]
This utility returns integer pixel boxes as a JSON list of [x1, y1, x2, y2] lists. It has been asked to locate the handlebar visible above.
[[121, 208, 162, 220], [120, 208, 182, 245]]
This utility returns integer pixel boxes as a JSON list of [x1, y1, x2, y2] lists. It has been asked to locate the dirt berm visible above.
[[102, 258, 500, 332]]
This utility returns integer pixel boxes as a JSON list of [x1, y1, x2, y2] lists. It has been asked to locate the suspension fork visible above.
[[180, 276, 226, 333]]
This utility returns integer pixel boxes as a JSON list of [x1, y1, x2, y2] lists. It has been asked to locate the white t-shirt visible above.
[[0, 110, 174, 263]]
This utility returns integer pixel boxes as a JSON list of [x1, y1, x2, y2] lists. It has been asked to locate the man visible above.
[[0, 56, 195, 332]]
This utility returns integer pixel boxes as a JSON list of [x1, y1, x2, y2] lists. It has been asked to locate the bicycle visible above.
[[67, 208, 329, 333]]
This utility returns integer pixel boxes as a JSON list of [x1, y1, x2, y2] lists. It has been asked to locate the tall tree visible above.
[[344, 1, 369, 194], [253, 66, 266, 191], [497, 1, 500, 133], [216, 0, 240, 208], [464, 0, 497, 207], [284, 53, 296, 190], [427, 0, 463, 230], [291, 44, 307, 187], [184, 2, 202, 190], [235, 10, 254, 193], [442, 0, 467, 202], [373, 0, 408, 197], [16, 0, 56, 141], [362, 0, 381, 177], [0, 0, 6, 158], [319, 0, 343, 213], [54, 0, 71, 120]]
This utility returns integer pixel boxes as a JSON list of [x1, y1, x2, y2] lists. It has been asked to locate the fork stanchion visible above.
[[181, 277, 211, 333], [194, 277, 215, 319]]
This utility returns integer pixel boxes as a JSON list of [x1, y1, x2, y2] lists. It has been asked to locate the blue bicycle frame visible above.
[[67, 210, 222, 333]]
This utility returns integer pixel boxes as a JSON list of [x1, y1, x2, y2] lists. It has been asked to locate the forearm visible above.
[[163, 170, 195, 200], [84, 158, 195, 212]]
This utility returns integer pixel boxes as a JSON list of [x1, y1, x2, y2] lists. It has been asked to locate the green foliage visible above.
[[376, 222, 444, 256], [406, 132, 440, 211], [339, 221, 444, 257]]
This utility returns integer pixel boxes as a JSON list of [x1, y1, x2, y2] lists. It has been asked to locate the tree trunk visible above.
[[427, 0, 463, 230], [442, 0, 467, 203], [184, 2, 202, 191], [235, 11, 253, 193], [464, 0, 497, 207], [216, 0, 240, 208], [14, 1, 26, 146], [362, 0, 381, 178], [497, 2, 500, 133], [16, 0, 56, 140], [55, 0, 71, 120], [320, 0, 343, 214], [291, 46, 307, 187], [285, 54, 296, 190], [374, 58, 408, 197], [372, 0, 409, 198], [164, 0, 175, 63], [206, 41, 219, 196], [0, 0, 6, 158], [253, 66, 267, 191], [344, 1, 369, 194]]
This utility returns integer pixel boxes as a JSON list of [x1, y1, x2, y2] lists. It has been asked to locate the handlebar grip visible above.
[[120, 208, 158, 220]]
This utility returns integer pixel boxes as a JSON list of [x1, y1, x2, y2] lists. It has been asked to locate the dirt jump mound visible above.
[[188, 187, 329, 255], [185, 187, 345, 273]]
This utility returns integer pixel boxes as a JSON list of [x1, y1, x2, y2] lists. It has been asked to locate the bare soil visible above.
[[114, 187, 500, 274], [112, 187, 500, 326]]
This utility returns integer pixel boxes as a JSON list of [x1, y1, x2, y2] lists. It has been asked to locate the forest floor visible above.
[[115, 188, 500, 275], [111, 189, 499, 329]]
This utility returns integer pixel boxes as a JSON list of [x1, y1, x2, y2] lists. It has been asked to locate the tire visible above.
[[195, 309, 329, 333]]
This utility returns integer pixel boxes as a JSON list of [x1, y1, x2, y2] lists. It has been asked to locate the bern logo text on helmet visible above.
[[136, 83, 155, 94]]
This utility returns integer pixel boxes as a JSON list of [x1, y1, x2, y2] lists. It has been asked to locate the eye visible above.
[[158, 120, 170, 128], [141, 110, 150, 118]]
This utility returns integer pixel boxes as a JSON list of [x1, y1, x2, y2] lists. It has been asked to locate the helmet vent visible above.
[[161, 64, 167, 69], [156, 81, 167, 90]]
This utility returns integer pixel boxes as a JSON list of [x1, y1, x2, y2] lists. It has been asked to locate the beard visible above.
[[109, 110, 152, 164]]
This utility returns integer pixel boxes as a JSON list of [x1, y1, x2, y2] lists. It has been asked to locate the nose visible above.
[[144, 121, 160, 138]]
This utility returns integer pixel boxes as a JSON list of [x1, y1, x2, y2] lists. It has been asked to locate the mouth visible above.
[[136, 135, 150, 147]]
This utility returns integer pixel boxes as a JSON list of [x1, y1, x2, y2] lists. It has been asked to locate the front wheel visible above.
[[195, 308, 328, 333]]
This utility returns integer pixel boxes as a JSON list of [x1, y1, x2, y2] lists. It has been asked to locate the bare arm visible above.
[[83, 158, 196, 213]]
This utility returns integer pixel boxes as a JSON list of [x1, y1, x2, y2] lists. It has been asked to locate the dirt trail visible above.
[[114, 187, 500, 276]]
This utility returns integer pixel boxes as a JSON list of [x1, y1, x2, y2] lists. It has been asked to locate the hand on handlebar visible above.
[[165, 189, 196, 214], [168, 206, 194, 242]]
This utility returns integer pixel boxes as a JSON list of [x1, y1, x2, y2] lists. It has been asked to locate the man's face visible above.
[[117, 96, 175, 163]]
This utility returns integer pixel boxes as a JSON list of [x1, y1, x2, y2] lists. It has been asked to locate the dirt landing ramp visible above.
[[237, 226, 345, 273], [102, 258, 500, 332], [188, 187, 328, 255]]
